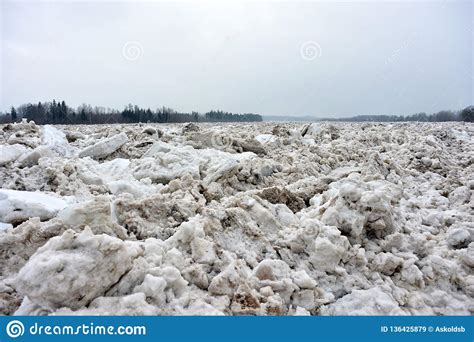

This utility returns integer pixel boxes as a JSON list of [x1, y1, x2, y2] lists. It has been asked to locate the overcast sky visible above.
[[1, 0, 472, 117]]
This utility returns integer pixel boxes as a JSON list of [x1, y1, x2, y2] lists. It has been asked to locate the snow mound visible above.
[[0, 189, 68, 224], [0, 122, 472, 316], [15, 227, 142, 310]]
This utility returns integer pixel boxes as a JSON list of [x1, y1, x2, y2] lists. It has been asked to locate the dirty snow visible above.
[[0, 120, 472, 316]]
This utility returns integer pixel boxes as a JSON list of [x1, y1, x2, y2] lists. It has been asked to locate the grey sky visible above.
[[1, 0, 472, 117]]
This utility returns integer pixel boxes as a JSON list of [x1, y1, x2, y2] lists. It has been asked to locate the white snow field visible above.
[[0, 120, 472, 316]]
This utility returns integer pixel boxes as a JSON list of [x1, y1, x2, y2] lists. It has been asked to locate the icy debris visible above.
[[322, 287, 405, 315], [257, 187, 305, 213], [253, 259, 291, 281], [113, 189, 205, 240], [4, 121, 41, 148], [461, 243, 474, 267], [0, 218, 70, 282], [142, 126, 162, 137], [446, 227, 472, 249], [449, 186, 470, 205], [255, 134, 276, 144], [191, 237, 217, 264], [231, 283, 261, 315], [0, 144, 27, 166], [209, 260, 251, 296], [14, 228, 142, 310], [78, 132, 128, 159], [76, 157, 157, 198], [272, 125, 291, 137], [58, 196, 129, 239], [301, 123, 319, 137], [0, 222, 13, 232], [294, 306, 311, 316], [179, 299, 225, 316], [53, 293, 159, 316], [64, 130, 85, 142], [16, 146, 54, 167], [0, 189, 68, 224], [286, 176, 333, 203], [373, 252, 403, 275], [42, 125, 76, 157], [292, 270, 317, 289], [232, 138, 267, 155], [310, 237, 345, 271], [319, 177, 399, 242], [202, 158, 241, 185], [135, 140, 254, 184], [0, 121, 473, 316], [133, 274, 167, 305], [182, 123, 200, 133]]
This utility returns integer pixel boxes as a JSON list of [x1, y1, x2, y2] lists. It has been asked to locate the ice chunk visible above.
[[135, 140, 254, 184], [0, 144, 27, 166], [14, 228, 142, 310], [191, 237, 217, 264], [446, 227, 472, 249], [310, 237, 344, 271], [292, 270, 317, 289], [253, 259, 291, 281], [78, 132, 128, 159], [16, 145, 54, 167], [133, 274, 167, 305], [0, 189, 68, 224], [0, 222, 13, 232], [255, 134, 276, 144], [324, 287, 405, 315], [52, 293, 158, 316], [42, 125, 75, 156]]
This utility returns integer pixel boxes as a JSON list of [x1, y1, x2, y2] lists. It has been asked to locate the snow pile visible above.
[[0, 121, 473, 316], [42, 125, 76, 157], [0, 189, 68, 224], [15, 227, 142, 310], [0, 145, 28, 166]]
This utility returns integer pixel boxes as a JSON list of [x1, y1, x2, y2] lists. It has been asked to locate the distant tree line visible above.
[[0, 100, 263, 125], [321, 106, 474, 123]]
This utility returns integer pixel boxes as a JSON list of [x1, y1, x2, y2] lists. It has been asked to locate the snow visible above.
[[0, 120, 473, 316], [0, 222, 13, 232], [15, 227, 142, 310], [0, 189, 68, 224], [255, 134, 276, 144], [321, 287, 406, 315], [78, 132, 128, 159], [0, 144, 27, 166], [42, 125, 76, 157], [16, 146, 54, 167]]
